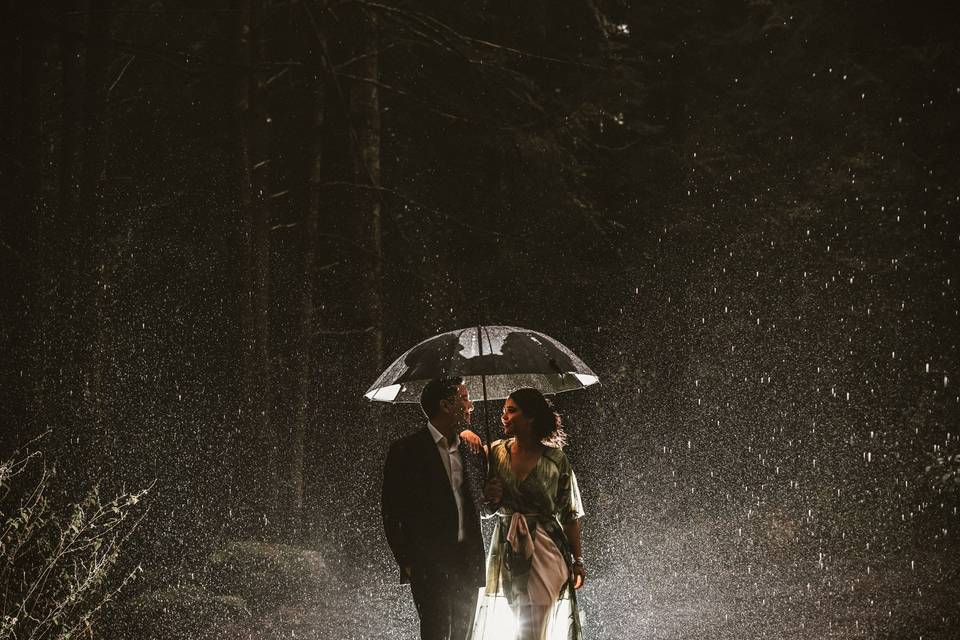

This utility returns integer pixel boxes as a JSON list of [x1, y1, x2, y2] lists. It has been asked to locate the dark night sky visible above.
[[1, 1, 959, 638]]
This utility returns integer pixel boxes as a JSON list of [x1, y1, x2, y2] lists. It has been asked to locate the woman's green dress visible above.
[[469, 438, 585, 640]]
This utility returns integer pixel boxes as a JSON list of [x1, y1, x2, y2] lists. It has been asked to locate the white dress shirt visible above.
[[426, 420, 466, 542]]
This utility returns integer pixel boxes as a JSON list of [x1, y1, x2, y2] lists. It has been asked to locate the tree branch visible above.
[[318, 181, 506, 237], [354, 0, 607, 70]]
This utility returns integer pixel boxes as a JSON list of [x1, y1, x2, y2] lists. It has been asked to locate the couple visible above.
[[381, 377, 585, 640]]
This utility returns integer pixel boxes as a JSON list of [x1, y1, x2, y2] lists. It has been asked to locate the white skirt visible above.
[[469, 527, 580, 640]]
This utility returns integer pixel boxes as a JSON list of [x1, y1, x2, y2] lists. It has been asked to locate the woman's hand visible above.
[[483, 477, 503, 504], [460, 429, 483, 454], [571, 562, 586, 589]]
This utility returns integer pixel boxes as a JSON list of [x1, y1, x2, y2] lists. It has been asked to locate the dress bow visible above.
[[505, 512, 535, 560]]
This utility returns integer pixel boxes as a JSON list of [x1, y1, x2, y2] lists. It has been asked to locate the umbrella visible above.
[[364, 325, 599, 443]]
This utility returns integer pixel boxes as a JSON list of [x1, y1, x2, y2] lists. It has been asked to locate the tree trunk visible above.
[[321, 3, 385, 388], [0, 3, 44, 451], [57, 0, 81, 333], [286, 10, 327, 540], [234, 0, 276, 537], [58, 1, 81, 274], [77, 0, 112, 475], [347, 7, 385, 375]]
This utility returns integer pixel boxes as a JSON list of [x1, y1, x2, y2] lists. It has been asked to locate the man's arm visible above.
[[381, 441, 412, 578]]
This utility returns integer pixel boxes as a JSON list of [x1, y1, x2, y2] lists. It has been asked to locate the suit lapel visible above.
[[458, 441, 482, 514], [417, 428, 456, 507]]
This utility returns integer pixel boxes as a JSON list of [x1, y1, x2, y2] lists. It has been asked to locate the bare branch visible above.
[[318, 180, 506, 237], [355, 0, 607, 70], [1, 443, 149, 639], [333, 71, 482, 125], [107, 55, 136, 97], [315, 326, 376, 336]]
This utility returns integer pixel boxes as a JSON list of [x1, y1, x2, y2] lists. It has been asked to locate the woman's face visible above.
[[501, 397, 532, 436]]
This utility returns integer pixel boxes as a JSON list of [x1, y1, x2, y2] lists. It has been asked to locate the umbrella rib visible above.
[[480, 324, 495, 361], [453, 326, 473, 376]]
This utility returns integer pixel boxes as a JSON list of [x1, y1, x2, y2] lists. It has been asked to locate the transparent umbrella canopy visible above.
[[365, 325, 598, 419]]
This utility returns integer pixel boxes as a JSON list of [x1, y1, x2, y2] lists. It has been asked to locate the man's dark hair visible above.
[[420, 377, 464, 418]]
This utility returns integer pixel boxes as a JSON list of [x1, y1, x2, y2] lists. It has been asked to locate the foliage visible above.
[[0, 442, 149, 640]]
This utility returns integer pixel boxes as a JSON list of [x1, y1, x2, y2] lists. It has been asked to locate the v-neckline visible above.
[[505, 438, 544, 485]]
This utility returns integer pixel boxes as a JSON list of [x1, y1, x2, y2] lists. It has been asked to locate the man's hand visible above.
[[460, 429, 483, 453], [483, 477, 503, 504]]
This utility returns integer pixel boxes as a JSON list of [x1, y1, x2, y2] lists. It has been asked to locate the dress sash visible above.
[[506, 512, 536, 560]]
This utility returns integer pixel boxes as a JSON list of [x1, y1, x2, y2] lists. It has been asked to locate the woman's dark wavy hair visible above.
[[508, 387, 567, 448]]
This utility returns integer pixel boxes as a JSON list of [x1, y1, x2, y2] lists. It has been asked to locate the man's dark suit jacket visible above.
[[381, 427, 486, 587]]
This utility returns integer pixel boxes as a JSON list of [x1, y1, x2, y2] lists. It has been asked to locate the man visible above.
[[381, 377, 486, 640]]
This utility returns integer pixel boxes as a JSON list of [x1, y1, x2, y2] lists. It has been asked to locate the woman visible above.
[[470, 388, 585, 640]]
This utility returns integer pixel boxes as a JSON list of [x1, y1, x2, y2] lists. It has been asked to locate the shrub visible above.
[[0, 441, 149, 640]]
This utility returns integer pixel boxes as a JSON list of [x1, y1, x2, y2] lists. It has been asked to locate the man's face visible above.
[[447, 384, 474, 427]]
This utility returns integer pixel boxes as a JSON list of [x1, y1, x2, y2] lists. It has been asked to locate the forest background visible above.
[[1, 1, 959, 638]]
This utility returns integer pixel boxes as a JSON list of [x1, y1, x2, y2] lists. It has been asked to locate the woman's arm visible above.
[[564, 518, 585, 589], [460, 429, 484, 454], [481, 476, 503, 518]]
